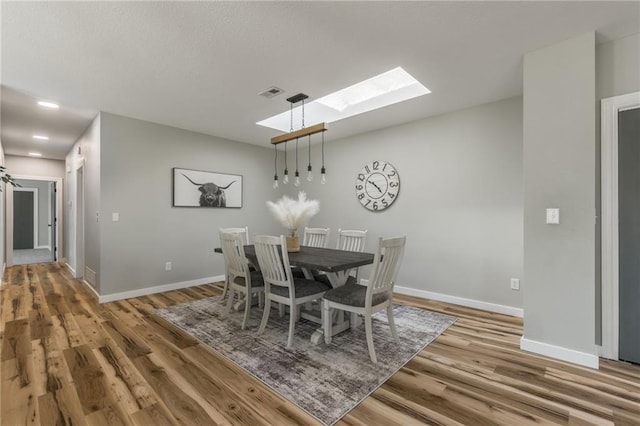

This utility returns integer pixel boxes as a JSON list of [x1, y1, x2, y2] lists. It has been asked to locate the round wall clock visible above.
[[355, 160, 400, 211]]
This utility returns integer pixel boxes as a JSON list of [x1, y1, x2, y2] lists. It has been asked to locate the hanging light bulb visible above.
[[320, 130, 326, 184], [307, 135, 313, 181], [273, 144, 279, 189], [283, 142, 289, 184], [294, 137, 300, 186]]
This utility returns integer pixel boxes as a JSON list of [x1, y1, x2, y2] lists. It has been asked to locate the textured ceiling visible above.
[[1, 1, 638, 160]]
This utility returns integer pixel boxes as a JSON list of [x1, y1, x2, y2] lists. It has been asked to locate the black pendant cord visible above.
[[321, 130, 326, 184], [295, 137, 300, 186], [307, 134, 313, 177], [284, 141, 289, 177], [295, 138, 299, 175], [273, 143, 279, 188]]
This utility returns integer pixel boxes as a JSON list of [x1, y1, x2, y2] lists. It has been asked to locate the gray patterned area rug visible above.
[[155, 296, 456, 426]]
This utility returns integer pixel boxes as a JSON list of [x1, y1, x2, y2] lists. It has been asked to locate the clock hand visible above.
[[368, 180, 383, 193]]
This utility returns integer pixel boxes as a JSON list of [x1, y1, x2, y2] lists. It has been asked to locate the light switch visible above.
[[546, 208, 560, 224], [112, 212, 119, 222]]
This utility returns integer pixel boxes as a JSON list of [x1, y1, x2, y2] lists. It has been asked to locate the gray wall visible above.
[[294, 96, 523, 309], [14, 179, 51, 248], [522, 32, 596, 354], [5, 155, 65, 178], [98, 113, 281, 296], [65, 114, 100, 283]]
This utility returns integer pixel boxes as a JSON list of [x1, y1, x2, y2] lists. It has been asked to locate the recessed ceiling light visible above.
[[37, 101, 59, 109], [33, 135, 49, 140], [28, 152, 42, 157], [257, 67, 430, 132]]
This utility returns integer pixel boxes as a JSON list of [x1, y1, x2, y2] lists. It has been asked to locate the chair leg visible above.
[[387, 304, 399, 342], [350, 312, 359, 330], [364, 315, 377, 364], [287, 304, 296, 349], [258, 291, 264, 308], [225, 287, 235, 316], [258, 296, 271, 335], [222, 274, 229, 299], [241, 291, 251, 330], [278, 303, 285, 318], [323, 300, 333, 345]]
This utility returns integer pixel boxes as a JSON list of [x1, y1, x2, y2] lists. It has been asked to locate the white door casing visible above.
[[600, 91, 640, 360]]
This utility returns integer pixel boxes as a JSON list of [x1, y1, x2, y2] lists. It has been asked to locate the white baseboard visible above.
[[1, 262, 5, 284], [36, 245, 50, 250], [520, 337, 599, 369], [80, 278, 100, 300], [97, 275, 225, 303], [65, 262, 76, 277], [393, 284, 524, 318]]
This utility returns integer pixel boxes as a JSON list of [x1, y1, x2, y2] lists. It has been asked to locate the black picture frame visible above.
[[173, 167, 242, 208]]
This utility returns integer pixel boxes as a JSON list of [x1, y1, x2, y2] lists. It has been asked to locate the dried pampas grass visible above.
[[266, 191, 319, 235]]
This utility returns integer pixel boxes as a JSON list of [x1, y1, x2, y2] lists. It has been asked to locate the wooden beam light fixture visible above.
[[272, 93, 328, 188]]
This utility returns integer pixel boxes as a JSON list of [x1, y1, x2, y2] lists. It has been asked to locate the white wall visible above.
[[522, 32, 597, 366], [295, 96, 523, 311], [98, 113, 282, 297]]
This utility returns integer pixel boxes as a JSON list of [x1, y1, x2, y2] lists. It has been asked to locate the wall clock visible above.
[[355, 160, 400, 211]]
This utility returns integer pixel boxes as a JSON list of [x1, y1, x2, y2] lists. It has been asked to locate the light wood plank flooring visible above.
[[1, 263, 639, 425]]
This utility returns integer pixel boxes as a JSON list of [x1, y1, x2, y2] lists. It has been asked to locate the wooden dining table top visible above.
[[215, 245, 375, 273]]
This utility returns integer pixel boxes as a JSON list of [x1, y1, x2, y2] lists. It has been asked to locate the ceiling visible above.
[[1, 1, 638, 160]]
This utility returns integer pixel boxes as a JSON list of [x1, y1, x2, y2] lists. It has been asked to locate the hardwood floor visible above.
[[2, 263, 639, 425]]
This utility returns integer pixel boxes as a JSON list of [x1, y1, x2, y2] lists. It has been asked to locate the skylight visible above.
[[33, 134, 49, 140], [28, 152, 42, 157], [257, 67, 430, 132]]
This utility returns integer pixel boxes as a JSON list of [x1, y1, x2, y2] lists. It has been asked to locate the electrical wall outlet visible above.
[[165, 262, 172, 271], [510, 278, 520, 290]]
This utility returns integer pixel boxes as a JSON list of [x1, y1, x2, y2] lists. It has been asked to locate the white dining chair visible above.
[[254, 235, 331, 349], [336, 229, 367, 252], [219, 230, 264, 330], [303, 227, 330, 248], [219, 227, 249, 298], [334, 228, 368, 284], [322, 236, 406, 363]]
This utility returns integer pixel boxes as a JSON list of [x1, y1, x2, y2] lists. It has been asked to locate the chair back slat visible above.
[[303, 227, 330, 248], [336, 229, 367, 252], [368, 236, 406, 297], [219, 231, 249, 279], [254, 235, 292, 290], [219, 227, 250, 244]]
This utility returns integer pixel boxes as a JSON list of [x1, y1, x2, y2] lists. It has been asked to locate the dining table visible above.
[[215, 244, 375, 344]]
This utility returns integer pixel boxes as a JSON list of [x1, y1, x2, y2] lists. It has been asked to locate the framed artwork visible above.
[[173, 167, 242, 208]]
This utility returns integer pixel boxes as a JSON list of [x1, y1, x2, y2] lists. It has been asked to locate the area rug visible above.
[[155, 296, 456, 425]]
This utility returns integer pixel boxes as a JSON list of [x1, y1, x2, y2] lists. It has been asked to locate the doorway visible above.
[[601, 90, 640, 362], [7, 176, 62, 267]]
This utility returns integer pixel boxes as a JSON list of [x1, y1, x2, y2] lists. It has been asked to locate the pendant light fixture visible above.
[[271, 93, 328, 189]]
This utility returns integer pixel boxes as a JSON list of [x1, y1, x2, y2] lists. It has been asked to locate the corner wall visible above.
[[522, 32, 597, 367], [300, 96, 524, 313], [98, 113, 281, 298]]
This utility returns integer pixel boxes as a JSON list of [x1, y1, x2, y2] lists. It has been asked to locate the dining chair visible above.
[[322, 236, 406, 363], [219, 227, 250, 298], [253, 235, 331, 349], [336, 228, 368, 283], [302, 227, 331, 248], [219, 230, 264, 330]]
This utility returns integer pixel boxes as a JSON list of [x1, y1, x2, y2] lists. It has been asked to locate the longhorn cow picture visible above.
[[173, 168, 242, 208]]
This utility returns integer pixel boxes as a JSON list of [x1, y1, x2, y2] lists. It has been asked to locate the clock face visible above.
[[356, 160, 400, 211]]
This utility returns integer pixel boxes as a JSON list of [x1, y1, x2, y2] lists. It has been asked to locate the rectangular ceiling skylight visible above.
[[257, 67, 430, 132]]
